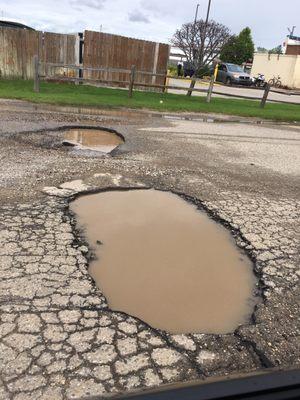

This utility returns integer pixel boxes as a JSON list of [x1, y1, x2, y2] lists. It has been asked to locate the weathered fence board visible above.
[[0, 27, 41, 79], [0, 28, 77, 79], [83, 31, 169, 88], [154, 42, 169, 86], [41, 32, 77, 64], [40, 32, 78, 77]]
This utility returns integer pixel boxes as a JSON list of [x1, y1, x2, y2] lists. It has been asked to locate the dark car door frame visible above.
[[85, 368, 300, 400]]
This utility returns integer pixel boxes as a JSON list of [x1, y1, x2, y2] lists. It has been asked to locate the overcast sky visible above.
[[0, 0, 299, 48]]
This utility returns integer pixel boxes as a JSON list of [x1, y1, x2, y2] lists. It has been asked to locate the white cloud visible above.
[[69, 0, 106, 11], [128, 10, 150, 24], [0, 0, 299, 47]]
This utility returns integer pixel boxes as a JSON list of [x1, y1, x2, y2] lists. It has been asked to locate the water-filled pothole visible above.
[[70, 189, 257, 334], [63, 128, 124, 153]]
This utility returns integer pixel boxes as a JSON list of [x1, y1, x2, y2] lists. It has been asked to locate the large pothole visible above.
[[63, 128, 124, 153], [70, 189, 257, 334]]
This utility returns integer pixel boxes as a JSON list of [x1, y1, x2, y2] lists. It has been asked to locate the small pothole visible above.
[[62, 128, 124, 153], [70, 189, 258, 334]]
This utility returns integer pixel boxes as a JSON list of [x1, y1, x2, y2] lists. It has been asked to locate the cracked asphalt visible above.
[[0, 99, 299, 399]]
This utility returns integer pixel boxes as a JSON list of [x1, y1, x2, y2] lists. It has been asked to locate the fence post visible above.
[[206, 74, 215, 103], [45, 63, 49, 80], [206, 62, 219, 103], [164, 75, 170, 94], [260, 84, 271, 108], [128, 65, 136, 98], [187, 77, 196, 96], [33, 55, 40, 93]]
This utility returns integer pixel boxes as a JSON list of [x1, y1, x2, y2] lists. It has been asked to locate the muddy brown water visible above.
[[70, 189, 257, 334], [63, 128, 123, 153]]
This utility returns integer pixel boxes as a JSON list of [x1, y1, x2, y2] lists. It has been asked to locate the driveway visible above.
[[0, 100, 299, 399]]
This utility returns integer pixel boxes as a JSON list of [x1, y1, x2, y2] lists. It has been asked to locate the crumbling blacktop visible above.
[[0, 99, 299, 399]]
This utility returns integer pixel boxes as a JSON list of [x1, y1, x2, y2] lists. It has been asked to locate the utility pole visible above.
[[199, 0, 212, 66], [194, 3, 200, 25], [192, 4, 200, 62], [187, 1, 212, 97], [205, 0, 212, 26]]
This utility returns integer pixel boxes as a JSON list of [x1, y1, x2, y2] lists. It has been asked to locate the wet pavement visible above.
[[0, 99, 299, 399]]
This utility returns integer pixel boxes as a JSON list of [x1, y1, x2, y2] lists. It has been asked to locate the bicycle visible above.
[[268, 75, 282, 88]]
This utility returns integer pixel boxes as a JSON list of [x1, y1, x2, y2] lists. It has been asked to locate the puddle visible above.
[[70, 189, 257, 334], [63, 128, 124, 153]]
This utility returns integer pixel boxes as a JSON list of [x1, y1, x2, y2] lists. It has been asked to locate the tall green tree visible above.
[[220, 27, 255, 64]]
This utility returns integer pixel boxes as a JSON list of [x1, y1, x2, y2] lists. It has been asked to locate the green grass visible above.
[[0, 79, 299, 122]]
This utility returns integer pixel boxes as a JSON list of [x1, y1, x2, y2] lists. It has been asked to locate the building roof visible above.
[[0, 18, 34, 30], [289, 35, 300, 42]]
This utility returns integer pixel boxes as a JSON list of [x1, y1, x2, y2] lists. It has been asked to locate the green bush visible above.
[[168, 65, 177, 76]]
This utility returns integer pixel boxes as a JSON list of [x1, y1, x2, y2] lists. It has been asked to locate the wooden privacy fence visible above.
[[34, 59, 290, 108], [0, 27, 169, 86]]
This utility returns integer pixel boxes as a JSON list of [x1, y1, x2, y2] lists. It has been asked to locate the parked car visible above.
[[216, 63, 252, 86]]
